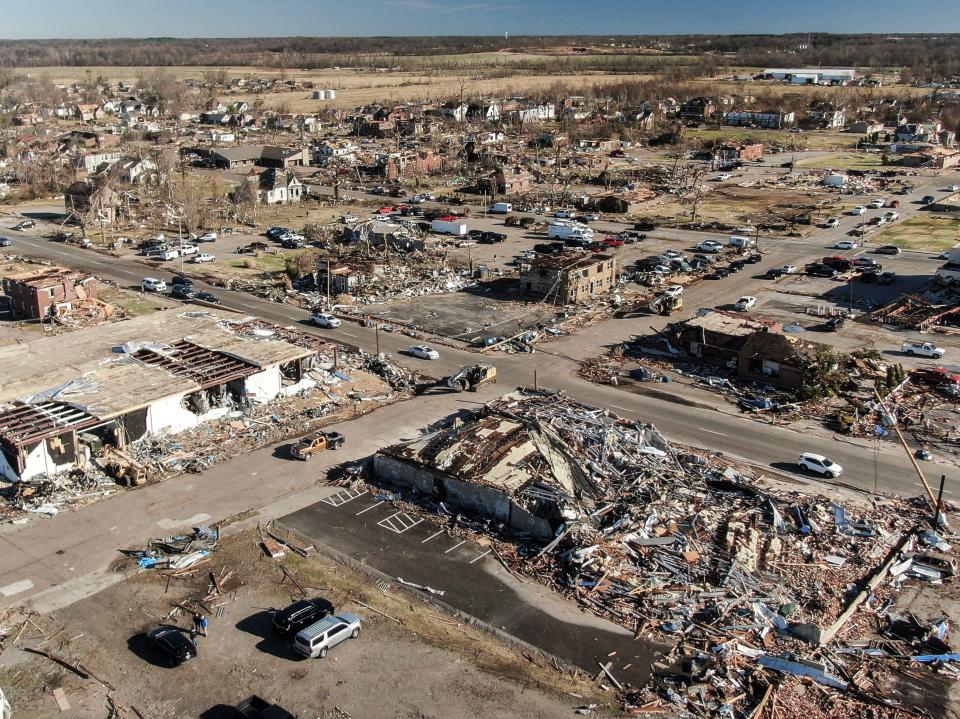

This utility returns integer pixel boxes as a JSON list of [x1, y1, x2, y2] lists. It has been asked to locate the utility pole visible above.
[[375, 323, 380, 356], [326, 259, 331, 308]]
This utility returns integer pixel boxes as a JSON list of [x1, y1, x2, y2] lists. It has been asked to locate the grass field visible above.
[[685, 127, 857, 151], [872, 216, 960, 252], [796, 152, 886, 170]]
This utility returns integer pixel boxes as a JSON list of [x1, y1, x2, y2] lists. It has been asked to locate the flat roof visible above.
[[683, 310, 775, 337], [0, 308, 314, 419], [528, 252, 613, 271]]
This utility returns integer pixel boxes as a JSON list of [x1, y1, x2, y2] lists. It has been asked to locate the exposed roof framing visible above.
[[0, 401, 100, 447], [132, 340, 259, 388]]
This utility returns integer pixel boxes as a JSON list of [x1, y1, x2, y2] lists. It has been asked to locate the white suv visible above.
[[293, 612, 361, 659], [798, 452, 843, 478], [310, 313, 341, 328], [142, 278, 167, 293], [901, 341, 945, 358]]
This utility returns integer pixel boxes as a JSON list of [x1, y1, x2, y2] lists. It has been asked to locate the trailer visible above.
[[490, 202, 513, 214], [431, 217, 468, 236], [547, 222, 594, 240]]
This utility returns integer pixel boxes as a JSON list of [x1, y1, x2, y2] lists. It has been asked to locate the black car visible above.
[[728, 261, 746, 273], [874, 245, 902, 255], [194, 291, 221, 304], [272, 597, 335, 638], [921, 195, 936, 204], [878, 271, 896, 285], [860, 270, 878, 283], [710, 268, 730, 279], [806, 265, 839, 278], [634, 220, 656, 231], [745, 253, 762, 264], [171, 285, 196, 300], [265, 227, 291, 239], [483, 232, 507, 243], [171, 275, 193, 287], [148, 626, 197, 666], [281, 238, 305, 249], [233, 695, 297, 719], [765, 268, 784, 279], [825, 316, 845, 332]]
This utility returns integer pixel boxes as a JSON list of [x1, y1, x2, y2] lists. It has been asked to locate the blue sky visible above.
[[3, 0, 959, 38]]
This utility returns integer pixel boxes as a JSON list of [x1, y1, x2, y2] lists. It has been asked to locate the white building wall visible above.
[[146, 394, 204, 435], [242, 366, 283, 403]]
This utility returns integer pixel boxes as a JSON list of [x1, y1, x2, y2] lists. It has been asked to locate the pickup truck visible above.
[[233, 695, 297, 719], [901, 341, 945, 359]]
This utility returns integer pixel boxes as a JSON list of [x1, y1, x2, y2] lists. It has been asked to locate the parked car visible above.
[[198, 232, 218, 243], [600, 237, 624, 248], [618, 230, 646, 243], [266, 226, 291, 239], [878, 271, 896, 285], [733, 295, 756, 311], [147, 626, 197, 666], [178, 243, 199, 255], [765, 267, 784, 279], [692, 253, 715, 265], [806, 265, 839, 278], [868, 198, 886, 209], [663, 249, 685, 260], [171, 275, 192, 286], [293, 612, 362, 658], [12, 220, 34, 230], [821, 256, 853, 271], [191, 253, 215, 263], [233, 695, 297, 719], [634, 220, 656, 231], [728, 260, 746, 272], [408, 344, 440, 360], [883, 211, 900, 222], [289, 430, 346, 460], [714, 173, 732, 181], [901, 341, 945, 359], [663, 284, 684, 297], [851, 257, 880, 268], [341, 214, 359, 224], [272, 597, 335, 638], [849, 206, 867, 215], [797, 452, 843, 478], [194, 291, 221, 304], [0, 236, 11, 247], [825, 316, 845, 332], [142, 277, 167, 293], [697, 240, 723, 253], [779, 264, 797, 275], [874, 245, 902, 255], [921, 195, 936, 204], [170, 284, 196, 300], [710, 268, 730, 279], [947, 185, 959, 192], [833, 240, 858, 250], [310, 313, 342, 328], [745, 253, 762, 264], [824, 217, 840, 228]]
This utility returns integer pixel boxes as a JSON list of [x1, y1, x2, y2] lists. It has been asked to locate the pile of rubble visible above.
[[0, 469, 117, 521], [122, 525, 220, 571], [381, 390, 957, 717]]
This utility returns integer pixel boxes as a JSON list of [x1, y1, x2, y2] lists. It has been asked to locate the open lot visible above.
[[871, 215, 960, 253], [795, 151, 887, 170], [0, 529, 601, 718]]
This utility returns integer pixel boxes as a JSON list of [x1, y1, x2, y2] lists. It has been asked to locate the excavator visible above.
[[444, 364, 497, 392], [648, 293, 683, 316]]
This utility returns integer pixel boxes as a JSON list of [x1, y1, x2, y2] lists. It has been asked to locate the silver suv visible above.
[[293, 612, 361, 658]]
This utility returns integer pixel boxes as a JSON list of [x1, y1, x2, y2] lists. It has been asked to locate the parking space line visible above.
[[469, 549, 491, 564], [356, 501, 388, 516], [444, 540, 468, 554], [322, 488, 368, 507], [377, 511, 424, 534], [421, 529, 445, 544]]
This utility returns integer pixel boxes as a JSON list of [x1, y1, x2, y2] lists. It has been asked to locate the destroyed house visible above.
[[521, 252, 620, 305], [2, 266, 98, 320], [208, 145, 307, 170], [0, 309, 324, 482]]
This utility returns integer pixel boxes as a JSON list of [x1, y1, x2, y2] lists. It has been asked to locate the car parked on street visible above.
[[198, 232, 218, 242], [293, 612, 362, 659], [868, 198, 886, 209], [833, 240, 858, 250], [878, 271, 896, 285], [874, 245, 902, 255], [408, 344, 440, 360], [663, 284, 683, 297], [142, 277, 167, 292], [289, 430, 346, 460], [710, 267, 730, 279], [310, 313, 341, 328], [272, 597, 335, 638], [779, 264, 797, 274], [0, 236, 11, 247], [806, 264, 839, 278], [824, 217, 840, 228], [194, 291, 221, 304], [921, 195, 936, 204], [797, 452, 843, 478], [147, 626, 197, 666], [697, 240, 723, 253], [191, 253, 215, 263], [901, 341, 945, 358], [170, 284, 196, 300], [735, 295, 756, 311], [12, 220, 34, 230], [849, 206, 866, 215]]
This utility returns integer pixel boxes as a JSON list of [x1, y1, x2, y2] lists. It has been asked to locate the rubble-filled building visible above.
[[521, 252, 620, 305], [0, 309, 324, 481], [2, 266, 98, 320]]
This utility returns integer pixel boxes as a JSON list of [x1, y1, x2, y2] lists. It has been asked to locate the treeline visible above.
[[0, 35, 958, 81]]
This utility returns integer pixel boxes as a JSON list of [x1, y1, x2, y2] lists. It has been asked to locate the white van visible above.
[[490, 202, 513, 214], [548, 223, 594, 240], [728, 235, 756, 249]]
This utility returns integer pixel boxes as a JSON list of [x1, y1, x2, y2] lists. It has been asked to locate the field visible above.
[[795, 151, 887, 170], [871, 215, 960, 252], [684, 127, 858, 151]]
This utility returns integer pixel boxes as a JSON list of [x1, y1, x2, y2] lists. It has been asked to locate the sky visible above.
[[3, 0, 960, 38]]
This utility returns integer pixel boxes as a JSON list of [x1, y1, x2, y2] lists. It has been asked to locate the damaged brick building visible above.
[[2, 266, 98, 320], [521, 252, 620, 305]]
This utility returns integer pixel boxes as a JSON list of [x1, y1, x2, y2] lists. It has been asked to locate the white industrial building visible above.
[[0, 309, 325, 481], [763, 68, 856, 85]]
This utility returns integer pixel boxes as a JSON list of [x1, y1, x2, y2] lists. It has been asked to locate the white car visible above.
[[947, 185, 959, 192], [833, 240, 858, 250], [310, 313, 342, 328], [735, 296, 756, 311], [714, 173, 732, 181], [198, 232, 218, 243], [901, 341, 945, 359], [158, 249, 180, 261], [142, 277, 167, 293], [824, 217, 840, 228], [849, 206, 866, 215], [780, 264, 798, 274], [798, 452, 843, 478], [554, 209, 575, 218], [868, 199, 886, 209], [341, 215, 359, 224], [191, 253, 216, 263], [663, 284, 684, 297], [883, 211, 900, 221], [697, 240, 723, 253], [178, 243, 199, 255], [663, 249, 686, 260], [408, 345, 440, 360]]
